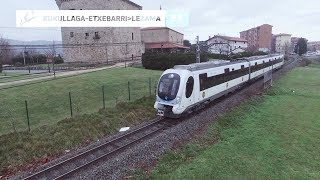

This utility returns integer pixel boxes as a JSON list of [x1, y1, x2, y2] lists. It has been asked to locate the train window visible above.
[[185, 77, 194, 98], [158, 73, 180, 101]]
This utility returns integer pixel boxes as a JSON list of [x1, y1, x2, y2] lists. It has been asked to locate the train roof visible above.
[[173, 54, 282, 72]]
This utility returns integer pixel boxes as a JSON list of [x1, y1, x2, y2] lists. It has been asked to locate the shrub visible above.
[[14, 62, 23, 67], [54, 55, 64, 64], [11, 54, 47, 65], [142, 53, 208, 70]]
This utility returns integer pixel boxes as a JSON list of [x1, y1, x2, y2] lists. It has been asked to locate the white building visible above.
[[207, 35, 248, 55], [274, 33, 292, 54]]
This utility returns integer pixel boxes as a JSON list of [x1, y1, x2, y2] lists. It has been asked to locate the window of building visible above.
[[85, 33, 89, 39], [93, 32, 100, 39], [132, 33, 134, 40], [70, 32, 74, 37]]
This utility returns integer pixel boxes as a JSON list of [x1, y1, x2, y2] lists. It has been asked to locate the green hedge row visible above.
[[142, 53, 209, 70]]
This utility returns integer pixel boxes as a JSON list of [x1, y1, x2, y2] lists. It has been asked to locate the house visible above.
[[55, 0, 145, 63], [240, 24, 273, 52], [308, 41, 320, 51], [206, 35, 248, 55], [141, 27, 189, 53]]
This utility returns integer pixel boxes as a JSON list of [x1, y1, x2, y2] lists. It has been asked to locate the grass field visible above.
[[145, 65, 320, 179], [0, 97, 157, 175], [0, 67, 162, 135]]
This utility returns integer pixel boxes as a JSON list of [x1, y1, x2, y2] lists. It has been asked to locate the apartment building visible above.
[[240, 24, 273, 52], [273, 33, 292, 54]]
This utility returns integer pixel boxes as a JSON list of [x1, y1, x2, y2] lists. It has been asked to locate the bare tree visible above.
[[0, 36, 12, 73], [44, 41, 56, 63], [209, 42, 230, 55], [229, 46, 243, 55], [27, 49, 39, 64], [283, 42, 291, 56], [120, 43, 131, 61]]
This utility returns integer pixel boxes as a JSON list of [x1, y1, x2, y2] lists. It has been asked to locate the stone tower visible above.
[[55, 0, 145, 63]]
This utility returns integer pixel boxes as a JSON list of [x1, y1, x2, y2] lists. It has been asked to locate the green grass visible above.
[[144, 66, 320, 179], [0, 96, 156, 175], [0, 67, 162, 135]]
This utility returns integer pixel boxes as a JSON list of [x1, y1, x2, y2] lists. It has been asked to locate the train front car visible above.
[[154, 69, 190, 118]]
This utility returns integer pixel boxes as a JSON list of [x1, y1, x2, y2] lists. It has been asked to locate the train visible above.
[[154, 54, 284, 118]]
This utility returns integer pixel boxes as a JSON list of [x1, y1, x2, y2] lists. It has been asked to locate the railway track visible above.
[[22, 57, 299, 180], [23, 117, 175, 180]]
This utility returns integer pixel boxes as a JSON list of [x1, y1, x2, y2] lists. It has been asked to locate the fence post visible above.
[[102, 85, 106, 109], [69, 92, 73, 117], [25, 100, 31, 132], [154, 83, 157, 95], [149, 78, 152, 96], [128, 81, 131, 101]]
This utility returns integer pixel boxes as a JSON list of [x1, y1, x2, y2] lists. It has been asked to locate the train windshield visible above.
[[158, 73, 180, 101]]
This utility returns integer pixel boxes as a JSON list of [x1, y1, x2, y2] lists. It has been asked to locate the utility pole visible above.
[[196, 36, 201, 63], [52, 41, 56, 78]]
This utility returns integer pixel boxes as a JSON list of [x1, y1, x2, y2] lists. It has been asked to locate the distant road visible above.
[[0, 61, 131, 88]]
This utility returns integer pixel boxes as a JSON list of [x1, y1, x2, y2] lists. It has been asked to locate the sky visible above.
[[0, 0, 319, 43]]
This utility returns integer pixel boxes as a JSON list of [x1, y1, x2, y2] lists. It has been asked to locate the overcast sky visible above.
[[0, 0, 319, 42]]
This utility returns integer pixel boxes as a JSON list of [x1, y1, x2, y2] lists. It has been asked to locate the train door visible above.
[[183, 76, 195, 108]]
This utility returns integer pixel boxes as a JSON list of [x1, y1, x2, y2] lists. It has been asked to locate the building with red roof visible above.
[[206, 35, 248, 55], [141, 27, 190, 53]]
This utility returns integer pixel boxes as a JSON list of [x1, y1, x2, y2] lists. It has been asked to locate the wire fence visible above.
[[0, 75, 160, 136]]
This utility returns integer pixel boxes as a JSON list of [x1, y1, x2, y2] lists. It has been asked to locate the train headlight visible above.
[[174, 96, 181, 104]]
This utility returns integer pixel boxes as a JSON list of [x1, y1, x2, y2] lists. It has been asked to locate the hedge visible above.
[[142, 53, 208, 70]]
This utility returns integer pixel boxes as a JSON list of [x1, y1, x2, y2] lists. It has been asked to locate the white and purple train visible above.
[[154, 54, 284, 118]]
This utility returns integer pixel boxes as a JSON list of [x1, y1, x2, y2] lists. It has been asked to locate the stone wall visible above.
[[141, 28, 184, 45], [168, 29, 183, 45]]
